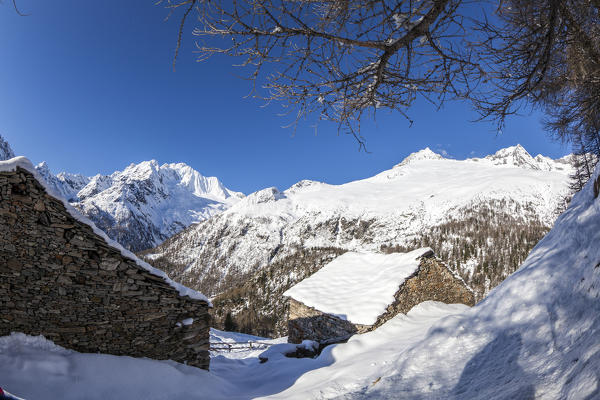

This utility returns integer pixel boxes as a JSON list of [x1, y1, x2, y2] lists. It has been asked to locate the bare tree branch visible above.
[[168, 0, 198, 71], [9, 0, 29, 16], [162, 0, 600, 159], [164, 0, 481, 135]]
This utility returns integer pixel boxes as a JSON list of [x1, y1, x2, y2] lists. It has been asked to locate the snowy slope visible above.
[[284, 248, 431, 325], [30, 159, 244, 251], [146, 145, 572, 297], [2, 154, 597, 400], [0, 306, 465, 400]]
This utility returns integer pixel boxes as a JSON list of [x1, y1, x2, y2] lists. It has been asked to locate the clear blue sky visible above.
[[1, 1, 571, 194]]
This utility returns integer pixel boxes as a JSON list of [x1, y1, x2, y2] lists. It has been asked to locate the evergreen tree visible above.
[[224, 312, 238, 332]]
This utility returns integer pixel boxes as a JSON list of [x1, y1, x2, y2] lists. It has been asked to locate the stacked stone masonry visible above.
[[288, 255, 475, 344], [0, 167, 211, 369]]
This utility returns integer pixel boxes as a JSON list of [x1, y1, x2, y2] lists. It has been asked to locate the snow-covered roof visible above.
[[0, 157, 210, 305], [283, 248, 433, 325]]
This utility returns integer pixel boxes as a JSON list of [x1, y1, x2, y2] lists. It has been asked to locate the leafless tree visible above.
[[166, 0, 600, 155], [474, 0, 600, 188], [166, 0, 484, 145], [474, 1, 600, 137]]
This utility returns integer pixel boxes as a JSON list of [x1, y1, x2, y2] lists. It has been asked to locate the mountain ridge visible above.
[[144, 145, 572, 293], [1, 134, 246, 252], [50, 159, 244, 251]]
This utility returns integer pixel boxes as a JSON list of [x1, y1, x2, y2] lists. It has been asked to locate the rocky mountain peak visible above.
[[286, 180, 323, 194], [165, 162, 242, 200], [481, 144, 572, 172], [0, 135, 15, 161], [238, 187, 285, 207], [395, 147, 445, 168], [120, 160, 161, 181], [68, 160, 245, 250], [34, 161, 88, 202], [0, 142, 245, 251], [35, 161, 52, 176], [484, 144, 538, 169]]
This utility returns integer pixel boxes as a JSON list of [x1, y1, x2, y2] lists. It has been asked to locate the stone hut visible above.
[[284, 248, 474, 344], [0, 157, 211, 369]]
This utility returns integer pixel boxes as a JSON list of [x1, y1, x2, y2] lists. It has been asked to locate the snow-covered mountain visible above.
[[0, 135, 15, 161], [35, 162, 90, 202], [145, 145, 573, 307], [480, 143, 573, 171], [34, 159, 243, 251], [0, 134, 244, 251]]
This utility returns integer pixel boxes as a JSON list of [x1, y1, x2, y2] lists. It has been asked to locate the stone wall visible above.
[[0, 167, 211, 369], [372, 256, 475, 329], [287, 298, 370, 344], [287, 254, 475, 344]]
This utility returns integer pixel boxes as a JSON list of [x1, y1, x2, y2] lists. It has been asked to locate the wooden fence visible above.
[[209, 341, 275, 353]]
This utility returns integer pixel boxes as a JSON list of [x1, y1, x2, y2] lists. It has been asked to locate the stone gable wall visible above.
[[0, 167, 210, 369], [287, 256, 475, 344], [372, 256, 475, 329]]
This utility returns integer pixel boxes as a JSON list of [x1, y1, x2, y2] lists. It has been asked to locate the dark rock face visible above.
[[0, 167, 211, 369], [287, 256, 475, 344]]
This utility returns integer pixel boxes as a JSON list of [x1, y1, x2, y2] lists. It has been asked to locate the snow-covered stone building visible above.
[[284, 248, 475, 344], [0, 157, 211, 369]]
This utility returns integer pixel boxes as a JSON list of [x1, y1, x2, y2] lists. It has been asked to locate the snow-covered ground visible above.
[[0, 303, 467, 400], [2, 163, 599, 399]]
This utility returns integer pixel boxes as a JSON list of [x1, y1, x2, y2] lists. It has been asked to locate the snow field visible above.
[[3, 161, 594, 399]]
